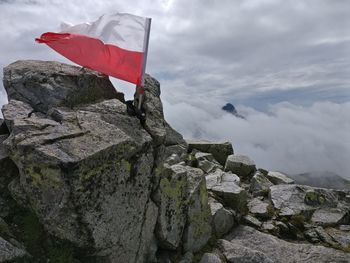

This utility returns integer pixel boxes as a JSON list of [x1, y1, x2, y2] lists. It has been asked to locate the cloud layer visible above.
[[164, 99, 350, 179]]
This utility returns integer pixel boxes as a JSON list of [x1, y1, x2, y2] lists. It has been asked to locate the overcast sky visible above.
[[0, 0, 349, 178]]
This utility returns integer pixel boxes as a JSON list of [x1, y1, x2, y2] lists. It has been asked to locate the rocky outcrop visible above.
[[223, 226, 350, 263], [0, 60, 207, 263], [1, 60, 349, 262], [3, 60, 123, 113]]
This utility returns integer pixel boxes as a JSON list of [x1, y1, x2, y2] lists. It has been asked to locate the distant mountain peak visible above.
[[222, 103, 245, 119]]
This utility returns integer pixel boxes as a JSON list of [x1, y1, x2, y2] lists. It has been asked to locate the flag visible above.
[[36, 13, 151, 86]]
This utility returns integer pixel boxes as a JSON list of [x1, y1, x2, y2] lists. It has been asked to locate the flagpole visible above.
[[137, 17, 152, 110]]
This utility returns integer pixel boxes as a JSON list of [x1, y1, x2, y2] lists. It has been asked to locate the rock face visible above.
[[3, 60, 122, 113], [223, 226, 350, 263], [0, 60, 209, 263]]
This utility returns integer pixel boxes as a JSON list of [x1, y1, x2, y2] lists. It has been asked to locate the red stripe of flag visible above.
[[36, 32, 144, 85]]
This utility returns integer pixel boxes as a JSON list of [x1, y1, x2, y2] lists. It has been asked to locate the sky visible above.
[[0, 0, 349, 178]]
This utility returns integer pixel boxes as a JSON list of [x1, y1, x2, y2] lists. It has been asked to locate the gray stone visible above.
[[2, 97, 158, 262], [339, 225, 350, 231], [325, 227, 350, 249], [269, 184, 339, 217], [209, 198, 234, 238], [1, 100, 33, 131], [242, 215, 262, 228], [217, 239, 273, 263], [165, 153, 181, 166], [164, 144, 188, 161], [225, 225, 350, 263], [248, 198, 273, 219], [187, 140, 233, 165], [250, 171, 273, 196], [183, 167, 212, 253], [155, 164, 188, 250], [206, 169, 240, 191], [195, 152, 222, 173], [311, 208, 349, 226], [224, 155, 256, 179], [262, 222, 276, 232], [211, 180, 247, 212], [142, 75, 166, 145], [0, 236, 27, 262], [199, 253, 222, 263], [3, 60, 120, 113], [266, 171, 294, 185], [179, 252, 193, 263]]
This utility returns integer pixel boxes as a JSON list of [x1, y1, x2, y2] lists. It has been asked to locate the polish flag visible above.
[[36, 13, 151, 86]]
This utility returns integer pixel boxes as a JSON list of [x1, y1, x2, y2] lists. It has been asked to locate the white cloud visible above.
[[164, 99, 350, 179]]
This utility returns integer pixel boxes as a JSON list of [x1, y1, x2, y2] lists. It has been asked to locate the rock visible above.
[[269, 184, 339, 217], [210, 178, 247, 213], [224, 155, 256, 179], [3, 60, 120, 113], [164, 121, 187, 146], [183, 167, 212, 253], [1, 100, 33, 131], [0, 236, 27, 262], [325, 227, 350, 249], [242, 215, 262, 228], [155, 165, 188, 250], [195, 152, 222, 173], [206, 169, 240, 191], [187, 140, 233, 165], [0, 135, 19, 218], [164, 144, 188, 160], [209, 198, 234, 238], [248, 198, 273, 219], [311, 208, 349, 226], [266, 171, 294, 185], [340, 225, 350, 231], [217, 239, 273, 263], [199, 253, 222, 263], [164, 154, 181, 166], [142, 74, 166, 145], [250, 171, 273, 196], [2, 97, 157, 262], [179, 252, 193, 263], [0, 119, 8, 135], [224, 225, 350, 263], [262, 221, 276, 232]]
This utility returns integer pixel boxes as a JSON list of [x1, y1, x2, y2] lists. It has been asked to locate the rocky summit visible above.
[[0, 60, 349, 263]]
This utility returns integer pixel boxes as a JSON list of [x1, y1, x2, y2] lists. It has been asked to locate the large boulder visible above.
[[250, 171, 274, 196], [266, 171, 294, 185], [3, 60, 121, 113], [0, 236, 27, 262], [217, 239, 273, 263], [187, 140, 233, 165], [155, 164, 189, 250], [269, 184, 341, 217], [224, 226, 350, 262], [224, 155, 256, 179], [2, 98, 158, 262], [209, 198, 234, 238], [183, 167, 212, 253]]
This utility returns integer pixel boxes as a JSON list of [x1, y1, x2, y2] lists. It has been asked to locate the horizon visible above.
[[0, 0, 349, 178]]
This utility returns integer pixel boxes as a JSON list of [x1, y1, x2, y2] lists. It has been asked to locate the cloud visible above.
[[164, 99, 350, 179]]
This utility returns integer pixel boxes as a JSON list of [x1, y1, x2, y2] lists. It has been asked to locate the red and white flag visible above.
[[36, 13, 151, 86]]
